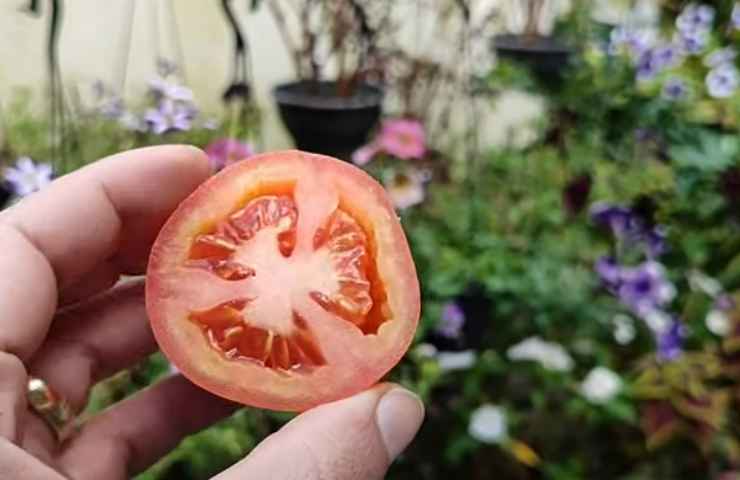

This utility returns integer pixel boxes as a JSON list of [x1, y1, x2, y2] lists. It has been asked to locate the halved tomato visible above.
[[146, 150, 420, 411]]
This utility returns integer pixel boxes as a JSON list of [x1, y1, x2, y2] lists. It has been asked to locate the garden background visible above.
[[5, 0, 740, 479]]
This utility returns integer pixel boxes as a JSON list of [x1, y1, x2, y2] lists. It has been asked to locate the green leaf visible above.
[[669, 131, 739, 173]]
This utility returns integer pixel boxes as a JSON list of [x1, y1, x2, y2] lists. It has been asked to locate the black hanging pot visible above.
[[492, 34, 573, 82], [273, 80, 383, 161]]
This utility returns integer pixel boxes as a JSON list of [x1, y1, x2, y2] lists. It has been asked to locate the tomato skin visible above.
[[146, 150, 420, 411]]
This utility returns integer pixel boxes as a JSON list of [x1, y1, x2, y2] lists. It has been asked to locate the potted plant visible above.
[[265, 0, 392, 160], [492, 0, 574, 80]]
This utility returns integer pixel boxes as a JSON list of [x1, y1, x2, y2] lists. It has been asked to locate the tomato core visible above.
[[183, 189, 388, 372]]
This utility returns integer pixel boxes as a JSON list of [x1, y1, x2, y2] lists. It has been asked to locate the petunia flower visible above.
[[704, 47, 737, 68], [149, 76, 194, 102], [3, 157, 53, 197], [617, 261, 676, 317], [376, 119, 427, 160], [145, 99, 193, 135], [468, 404, 508, 444], [204, 138, 255, 171], [579, 367, 622, 404], [733, 3, 740, 30], [436, 302, 466, 339], [351, 144, 380, 166], [662, 77, 689, 101], [656, 319, 686, 361], [675, 3, 715, 35], [706, 64, 739, 99], [507, 336, 574, 372], [384, 169, 428, 210]]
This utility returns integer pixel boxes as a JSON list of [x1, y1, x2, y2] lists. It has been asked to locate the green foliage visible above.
[[7, 3, 740, 479]]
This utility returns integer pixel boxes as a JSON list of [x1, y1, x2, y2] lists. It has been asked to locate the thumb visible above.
[[213, 384, 424, 480]]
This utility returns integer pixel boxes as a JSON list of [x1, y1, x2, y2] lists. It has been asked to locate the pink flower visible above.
[[377, 119, 427, 160], [205, 138, 255, 171], [352, 144, 379, 166]]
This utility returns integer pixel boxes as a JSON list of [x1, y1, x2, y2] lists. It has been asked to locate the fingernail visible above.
[[375, 387, 425, 460]]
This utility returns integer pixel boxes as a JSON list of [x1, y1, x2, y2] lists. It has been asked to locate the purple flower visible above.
[[643, 226, 668, 258], [3, 157, 53, 197], [609, 26, 656, 58], [657, 320, 687, 361], [204, 138, 255, 171], [618, 261, 676, 317], [676, 4, 715, 34], [733, 3, 740, 30], [653, 43, 682, 69], [715, 294, 736, 312], [590, 203, 636, 235], [437, 302, 466, 339], [149, 77, 194, 102], [91, 80, 125, 119], [634, 43, 682, 81], [99, 97, 125, 119], [595, 256, 622, 291], [662, 77, 689, 101], [704, 47, 737, 68], [590, 202, 667, 258], [144, 100, 193, 135], [706, 64, 739, 98], [675, 29, 709, 55], [636, 49, 661, 81]]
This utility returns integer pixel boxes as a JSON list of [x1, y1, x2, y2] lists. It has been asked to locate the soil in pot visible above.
[[273, 81, 383, 161], [493, 34, 573, 82]]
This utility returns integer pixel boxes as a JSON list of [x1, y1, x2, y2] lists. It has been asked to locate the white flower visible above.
[[436, 350, 477, 372], [414, 343, 438, 358], [3, 157, 53, 197], [468, 404, 508, 444], [644, 309, 671, 334], [580, 367, 622, 404], [706, 309, 731, 336], [507, 336, 574, 372], [384, 169, 428, 210], [688, 270, 723, 297], [613, 314, 636, 345]]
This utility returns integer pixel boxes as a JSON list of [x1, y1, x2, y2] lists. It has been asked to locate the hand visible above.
[[0, 146, 424, 480]]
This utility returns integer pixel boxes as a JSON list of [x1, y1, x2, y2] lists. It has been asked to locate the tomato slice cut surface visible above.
[[146, 150, 420, 411]]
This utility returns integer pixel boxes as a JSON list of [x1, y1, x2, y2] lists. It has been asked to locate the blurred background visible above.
[[5, 0, 740, 478]]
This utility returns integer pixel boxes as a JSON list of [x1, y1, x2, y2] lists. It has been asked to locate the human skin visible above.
[[0, 145, 424, 480]]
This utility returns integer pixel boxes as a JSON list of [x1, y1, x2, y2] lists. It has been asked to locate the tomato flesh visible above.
[[186, 193, 377, 371], [146, 150, 419, 411]]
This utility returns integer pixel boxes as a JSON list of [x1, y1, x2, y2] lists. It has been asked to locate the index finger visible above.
[[0, 145, 210, 360]]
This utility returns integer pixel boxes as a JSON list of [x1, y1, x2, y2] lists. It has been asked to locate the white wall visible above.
[[0, 0, 633, 153]]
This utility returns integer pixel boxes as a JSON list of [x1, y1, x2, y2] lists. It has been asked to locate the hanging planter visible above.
[[493, 34, 573, 79], [265, 0, 391, 160], [492, 0, 574, 81], [273, 80, 382, 160]]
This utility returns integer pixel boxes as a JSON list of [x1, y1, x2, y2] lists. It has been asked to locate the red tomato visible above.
[[146, 150, 420, 411]]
